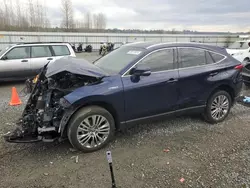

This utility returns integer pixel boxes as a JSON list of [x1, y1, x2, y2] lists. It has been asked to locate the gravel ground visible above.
[[1, 52, 250, 188]]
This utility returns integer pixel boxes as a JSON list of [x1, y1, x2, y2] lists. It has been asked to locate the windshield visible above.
[[0, 45, 13, 57], [94, 46, 145, 74], [228, 41, 250, 49]]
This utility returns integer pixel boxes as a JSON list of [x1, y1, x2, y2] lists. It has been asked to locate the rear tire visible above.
[[67, 106, 115, 152], [203, 90, 232, 124]]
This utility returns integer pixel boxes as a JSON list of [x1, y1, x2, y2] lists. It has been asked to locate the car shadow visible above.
[[11, 114, 206, 156]]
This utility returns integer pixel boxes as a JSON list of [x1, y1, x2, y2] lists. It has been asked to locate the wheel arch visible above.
[[208, 84, 235, 104], [60, 101, 120, 138]]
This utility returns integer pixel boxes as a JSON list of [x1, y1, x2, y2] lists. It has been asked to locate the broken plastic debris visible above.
[[1, 131, 11, 136], [71, 156, 79, 163], [180, 178, 185, 183], [69, 148, 77, 152], [163, 149, 170, 152]]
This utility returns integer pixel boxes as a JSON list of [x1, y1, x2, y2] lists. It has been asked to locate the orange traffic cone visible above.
[[9, 87, 22, 106]]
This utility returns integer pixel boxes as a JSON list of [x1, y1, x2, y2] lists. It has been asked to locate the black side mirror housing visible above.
[[130, 65, 151, 77]]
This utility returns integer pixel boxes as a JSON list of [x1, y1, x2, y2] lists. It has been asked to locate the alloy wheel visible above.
[[210, 95, 229, 121], [77, 115, 110, 148]]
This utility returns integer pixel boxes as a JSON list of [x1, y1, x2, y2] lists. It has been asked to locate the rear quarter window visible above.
[[52, 45, 70, 56], [210, 52, 225, 62]]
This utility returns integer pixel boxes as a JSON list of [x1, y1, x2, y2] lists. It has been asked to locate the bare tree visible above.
[[0, 6, 5, 30], [61, 0, 74, 30], [9, 0, 15, 26], [43, 0, 50, 29], [0, 0, 107, 32], [28, 0, 35, 28], [15, 0, 22, 27], [3, 0, 10, 29], [98, 13, 107, 30], [92, 13, 98, 30], [84, 12, 92, 29], [93, 13, 107, 30]]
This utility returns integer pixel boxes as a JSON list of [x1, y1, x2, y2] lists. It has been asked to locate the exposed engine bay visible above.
[[4, 58, 103, 143]]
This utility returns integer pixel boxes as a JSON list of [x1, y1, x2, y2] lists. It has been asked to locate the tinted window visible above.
[[5, 47, 30, 60], [179, 48, 206, 68], [31, 46, 52, 58], [210, 52, 225, 62], [138, 49, 174, 72], [52, 45, 70, 56], [205, 51, 215, 64]]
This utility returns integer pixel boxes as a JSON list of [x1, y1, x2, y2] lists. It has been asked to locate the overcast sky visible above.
[[44, 0, 250, 32]]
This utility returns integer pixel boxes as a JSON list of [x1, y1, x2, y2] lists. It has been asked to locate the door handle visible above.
[[21, 60, 28, 62], [47, 58, 53, 60], [167, 78, 178, 83], [209, 72, 218, 76]]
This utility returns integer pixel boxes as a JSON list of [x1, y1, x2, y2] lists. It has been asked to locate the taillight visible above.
[[234, 64, 244, 70]]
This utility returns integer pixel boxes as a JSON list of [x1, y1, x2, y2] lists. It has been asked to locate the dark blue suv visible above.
[[5, 42, 243, 152]]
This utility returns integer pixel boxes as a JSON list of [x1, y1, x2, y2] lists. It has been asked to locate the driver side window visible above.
[[137, 49, 175, 72], [4, 47, 30, 60]]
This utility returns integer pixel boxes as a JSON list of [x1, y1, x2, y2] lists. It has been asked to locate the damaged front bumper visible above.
[[4, 57, 104, 144], [4, 64, 68, 143]]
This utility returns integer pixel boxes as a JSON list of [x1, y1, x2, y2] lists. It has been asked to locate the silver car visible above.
[[0, 42, 76, 81]]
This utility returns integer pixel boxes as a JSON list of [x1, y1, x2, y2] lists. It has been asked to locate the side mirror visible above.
[[1, 56, 7, 60], [130, 65, 151, 77]]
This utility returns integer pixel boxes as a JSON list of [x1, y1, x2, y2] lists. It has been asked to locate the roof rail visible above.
[[17, 42, 68, 44]]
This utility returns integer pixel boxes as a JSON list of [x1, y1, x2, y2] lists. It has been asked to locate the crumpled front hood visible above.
[[45, 56, 109, 78]]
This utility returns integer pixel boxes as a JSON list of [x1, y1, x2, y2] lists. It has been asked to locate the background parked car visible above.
[[0, 42, 76, 81], [226, 39, 250, 87]]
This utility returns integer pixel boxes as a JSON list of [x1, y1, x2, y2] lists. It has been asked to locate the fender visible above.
[[58, 75, 125, 137]]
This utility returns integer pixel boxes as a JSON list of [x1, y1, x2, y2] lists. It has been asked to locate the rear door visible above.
[[30, 45, 54, 75], [0, 46, 32, 80], [51, 45, 72, 60], [177, 47, 226, 109]]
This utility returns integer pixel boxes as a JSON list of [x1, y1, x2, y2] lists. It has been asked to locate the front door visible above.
[[0, 46, 32, 80], [122, 48, 180, 121]]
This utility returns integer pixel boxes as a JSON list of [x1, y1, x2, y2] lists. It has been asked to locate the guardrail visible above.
[[0, 31, 239, 50]]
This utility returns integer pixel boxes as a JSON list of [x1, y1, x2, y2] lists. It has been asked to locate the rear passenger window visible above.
[[52, 45, 70, 56], [138, 49, 174, 72], [210, 52, 225, 62], [31, 46, 52, 58], [179, 48, 206, 68]]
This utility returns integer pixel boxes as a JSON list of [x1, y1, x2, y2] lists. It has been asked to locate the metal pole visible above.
[[106, 151, 116, 188]]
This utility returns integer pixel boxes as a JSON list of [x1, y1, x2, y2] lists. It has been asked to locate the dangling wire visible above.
[[19, 79, 34, 97]]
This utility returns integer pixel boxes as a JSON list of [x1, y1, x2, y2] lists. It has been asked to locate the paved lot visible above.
[[1, 52, 250, 187]]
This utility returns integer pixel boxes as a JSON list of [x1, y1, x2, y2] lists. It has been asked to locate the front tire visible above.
[[203, 90, 232, 124], [67, 106, 115, 152]]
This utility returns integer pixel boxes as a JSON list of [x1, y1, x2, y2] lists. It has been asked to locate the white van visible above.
[[226, 36, 250, 63]]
